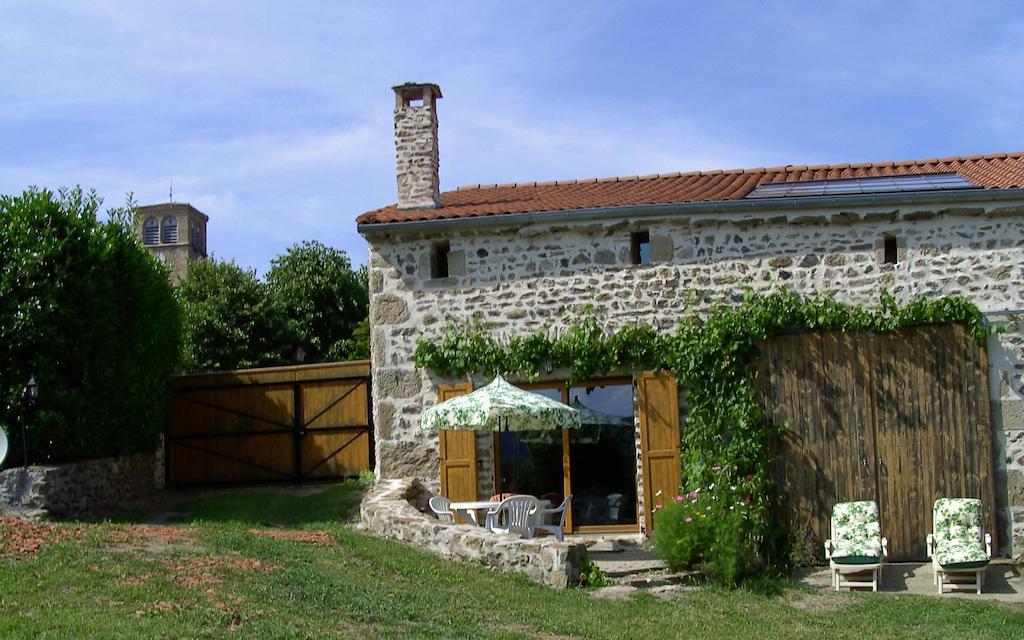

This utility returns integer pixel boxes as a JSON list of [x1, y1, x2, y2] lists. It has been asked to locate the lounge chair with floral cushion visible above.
[[824, 500, 889, 591], [927, 498, 992, 595]]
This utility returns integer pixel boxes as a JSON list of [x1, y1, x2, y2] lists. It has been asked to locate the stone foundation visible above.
[[360, 477, 586, 588], [0, 450, 162, 519]]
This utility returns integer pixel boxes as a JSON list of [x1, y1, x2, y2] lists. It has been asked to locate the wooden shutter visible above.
[[638, 370, 682, 533], [437, 383, 477, 501]]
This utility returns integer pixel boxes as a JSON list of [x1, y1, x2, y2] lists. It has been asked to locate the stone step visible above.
[[590, 549, 667, 577]]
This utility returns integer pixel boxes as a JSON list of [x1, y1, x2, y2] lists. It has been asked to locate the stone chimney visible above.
[[393, 82, 442, 209]]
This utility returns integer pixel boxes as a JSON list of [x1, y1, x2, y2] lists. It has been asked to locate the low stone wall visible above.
[[360, 477, 586, 588], [0, 450, 161, 519]]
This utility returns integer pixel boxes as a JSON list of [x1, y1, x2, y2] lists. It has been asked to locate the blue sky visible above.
[[2, 1, 1022, 272]]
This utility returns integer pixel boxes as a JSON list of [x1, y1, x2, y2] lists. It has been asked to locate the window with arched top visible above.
[[142, 218, 159, 245], [161, 216, 177, 243]]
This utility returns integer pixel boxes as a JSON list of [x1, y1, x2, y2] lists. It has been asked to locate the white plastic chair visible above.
[[484, 495, 539, 537], [606, 493, 623, 523], [531, 494, 572, 541], [428, 495, 455, 523]]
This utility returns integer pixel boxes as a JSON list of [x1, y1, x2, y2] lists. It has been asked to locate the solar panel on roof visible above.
[[745, 173, 976, 199]]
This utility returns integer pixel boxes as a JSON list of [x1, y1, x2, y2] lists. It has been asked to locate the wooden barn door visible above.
[[869, 325, 995, 561], [759, 332, 878, 553], [758, 324, 994, 562], [638, 371, 682, 533], [436, 383, 478, 502]]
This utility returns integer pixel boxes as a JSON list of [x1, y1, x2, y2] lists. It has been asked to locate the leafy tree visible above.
[[177, 257, 290, 373], [266, 241, 369, 362], [343, 317, 371, 361], [0, 187, 180, 465]]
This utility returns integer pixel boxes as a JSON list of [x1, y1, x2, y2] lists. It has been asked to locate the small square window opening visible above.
[[883, 236, 898, 265], [431, 242, 450, 279], [631, 231, 651, 265]]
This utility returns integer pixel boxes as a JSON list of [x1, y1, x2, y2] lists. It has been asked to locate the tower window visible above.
[[161, 216, 178, 243], [883, 235, 898, 265], [431, 242, 450, 279], [142, 217, 159, 245], [630, 231, 651, 265]]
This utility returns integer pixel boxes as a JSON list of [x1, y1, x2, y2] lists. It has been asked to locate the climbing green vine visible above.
[[413, 289, 988, 582], [414, 290, 986, 384]]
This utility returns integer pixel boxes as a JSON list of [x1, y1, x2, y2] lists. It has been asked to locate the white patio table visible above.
[[449, 498, 552, 528], [448, 500, 498, 526]]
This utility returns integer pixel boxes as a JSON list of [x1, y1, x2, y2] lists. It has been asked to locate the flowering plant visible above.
[[652, 463, 769, 585]]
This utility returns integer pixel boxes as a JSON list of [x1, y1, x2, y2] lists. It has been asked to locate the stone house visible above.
[[357, 83, 1024, 556]]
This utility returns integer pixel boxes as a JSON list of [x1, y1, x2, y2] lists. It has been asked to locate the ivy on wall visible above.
[[414, 289, 986, 385], [413, 288, 988, 580]]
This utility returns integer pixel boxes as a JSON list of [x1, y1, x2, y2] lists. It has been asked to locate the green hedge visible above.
[[0, 188, 181, 466]]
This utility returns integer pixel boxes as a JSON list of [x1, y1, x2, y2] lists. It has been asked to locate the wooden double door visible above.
[[758, 324, 995, 561], [167, 362, 372, 485]]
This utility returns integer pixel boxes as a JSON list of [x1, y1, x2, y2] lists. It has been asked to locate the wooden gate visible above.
[[166, 361, 372, 486], [757, 324, 994, 561]]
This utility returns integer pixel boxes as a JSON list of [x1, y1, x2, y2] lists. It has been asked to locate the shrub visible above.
[[0, 187, 180, 465], [576, 553, 609, 588], [651, 464, 767, 585]]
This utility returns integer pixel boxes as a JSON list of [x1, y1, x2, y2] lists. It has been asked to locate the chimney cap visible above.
[[392, 82, 442, 99]]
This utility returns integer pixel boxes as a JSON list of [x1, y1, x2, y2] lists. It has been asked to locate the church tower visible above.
[[136, 203, 208, 282]]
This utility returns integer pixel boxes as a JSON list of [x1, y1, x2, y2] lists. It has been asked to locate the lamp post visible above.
[[21, 375, 37, 468]]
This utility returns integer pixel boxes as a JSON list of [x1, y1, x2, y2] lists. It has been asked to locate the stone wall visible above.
[[991, 316, 1024, 559], [0, 450, 162, 519], [359, 477, 586, 588], [365, 199, 1024, 551]]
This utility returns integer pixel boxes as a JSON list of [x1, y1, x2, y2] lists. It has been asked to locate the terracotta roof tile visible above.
[[356, 151, 1024, 225]]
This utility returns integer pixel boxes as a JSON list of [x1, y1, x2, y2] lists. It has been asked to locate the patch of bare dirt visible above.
[[248, 528, 331, 544], [157, 554, 275, 589], [0, 516, 85, 556], [105, 524, 198, 552]]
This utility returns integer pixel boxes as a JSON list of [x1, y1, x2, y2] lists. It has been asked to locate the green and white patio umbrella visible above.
[[420, 375, 581, 432]]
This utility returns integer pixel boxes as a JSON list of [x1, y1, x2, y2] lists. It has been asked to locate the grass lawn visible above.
[[1, 481, 1022, 639]]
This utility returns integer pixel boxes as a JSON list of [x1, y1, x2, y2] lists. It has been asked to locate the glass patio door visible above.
[[495, 379, 638, 532]]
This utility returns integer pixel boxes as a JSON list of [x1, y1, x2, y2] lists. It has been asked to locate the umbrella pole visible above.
[[499, 413, 507, 493], [512, 417, 521, 494]]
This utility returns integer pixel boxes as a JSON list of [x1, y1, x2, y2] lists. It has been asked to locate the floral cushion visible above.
[[932, 498, 989, 568], [831, 501, 882, 560]]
